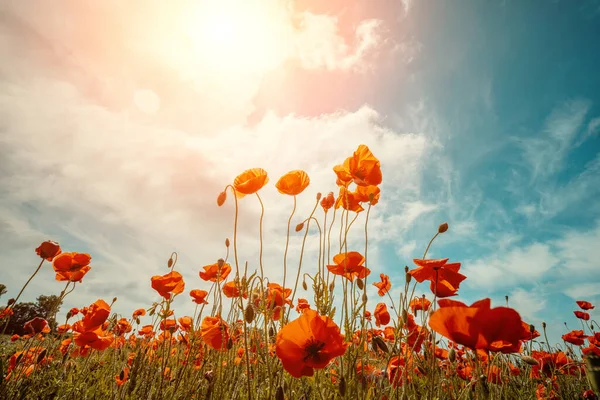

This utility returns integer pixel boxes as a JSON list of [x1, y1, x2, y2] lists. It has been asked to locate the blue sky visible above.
[[0, 0, 598, 344]]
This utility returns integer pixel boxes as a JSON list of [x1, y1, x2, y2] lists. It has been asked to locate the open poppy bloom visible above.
[[408, 259, 466, 298], [333, 145, 382, 187], [518, 321, 540, 341], [72, 299, 111, 332], [275, 170, 310, 196], [73, 329, 114, 351], [574, 311, 590, 320], [355, 185, 380, 206], [327, 252, 370, 281], [266, 283, 292, 320], [373, 274, 391, 296], [562, 330, 586, 346], [23, 317, 50, 334], [409, 297, 432, 313], [233, 168, 269, 198], [201, 315, 230, 351], [35, 240, 61, 261], [296, 298, 310, 313], [275, 309, 347, 378], [320, 192, 335, 212], [52, 252, 92, 282], [576, 300, 595, 310], [199, 260, 232, 282], [334, 187, 364, 213], [429, 298, 523, 354], [374, 303, 390, 327], [190, 289, 209, 304], [132, 308, 146, 318], [151, 271, 185, 300], [115, 367, 129, 386], [222, 281, 245, 298]]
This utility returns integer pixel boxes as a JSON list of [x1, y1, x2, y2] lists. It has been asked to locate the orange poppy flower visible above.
[[275, 170, 310, 196], [222, 281, 243, 298], [52, 252, 92, 282], [201, 315, 230, 351], [373, 274, 391, 296], [576, 300, 595, 310], [374, 303, 390, 327], [275, 309, 347, 378], [35, 240, 61, 261], [409, 297, 431, 313], [151, 271, 185, 300], [333, 145, 382, 187], [574, 311, 590, 320], [114, 318, 132, 336], [355, 185, 380, 205], [73, 329, 114, 351], [320, 192, 335, 212], [23, 317, 50, 334], [190, 289, 209, 304], [132, 308, 146, 318], [199, 260, 232, 282], [72, 299, 111, 333], [408, 259, 466, 298], [428, 298, 523, 353], [266, 283, 292, 320], [233, 168, 269, 198], [138, 325, 154, 337], [334, 187, 364, 213], [296, 298, 310, 313], [518, 321, 540, 341], [115, 367, 129, 386], [326, 252, 370, 281], [160, 319, 178, 332], [178, 316, 193, 332]]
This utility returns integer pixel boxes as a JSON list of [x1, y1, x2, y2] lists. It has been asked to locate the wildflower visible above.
[[574, 311, 590, 320], [355, 185, 380, 205], [562, 330, 586, 346], [160, 319, 178, 332], [222, 281, 244, 298], [409, 297, 431, 314], [266, 283, 292, 320], [408, 258, 466, 298], [373, 274, 391, 296], [320, 192, 335, 212], [199, 260, 232, 282], [374, 303, 390, 327], [296, 298, 310, 313], [233, 168, 269, 198], [576, 300, 595, 310], [132, 308, 146, 318], [190, 289, 209, 304], [72, 299, 111, 332], [201, 315, 230, 351], [429, 298, 523, 353], [35, 240, 61, 261], [333, 144, 382, 187], [52, 252, 92, 282], [217, 191, 227, 206], [326, 252, 370, 282], [178, 316, 193, 331], [116, 367, 129, 386], [275, 309, 347, 378], [275, 170, 310, 195], [151, 271, 185, 300], [334, 187, 364, 213], [23, 317, 50, 334], [113, 318, 132, 336]]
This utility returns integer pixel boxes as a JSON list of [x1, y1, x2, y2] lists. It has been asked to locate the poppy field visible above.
[[1, 144, 599, 399]]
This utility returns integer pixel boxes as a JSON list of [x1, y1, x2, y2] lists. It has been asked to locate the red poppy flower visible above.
[[115, 367, 129, 386], [374, 303, 390, 327], [320, 192, 335, 212], [151, 271, 185, 300], [266, 283, 292, 320], [275, 170, 310, 196], [326, 252, 370, 281], [275, 309, 347, 378], [178, 316, 193, 332], [576, 300, 595, 310], [35, 240, 61, 261], [199, 260, 232, 282], [132, 308, 146, 318], [562, 330, 586, 346], [373, 274, 391, 296], [71, 299, 111, 333], [233, 168, 269, 198], [201, 315, 230, 351], [114, 318, 132, 336], [355, 185, 380, 205], [429, 298, 523, 353], [222, 281, 243, 298], [574, 311, 590, 320], [518, 321, 540, 341], [409, 297, 431, 313], [23, 317, 50, 334], [190, 289, 209, 304], [52, 252, 92, 282], [333, 145, 382, 187], [73, 329, 114, 351], [408, 259, 466, 298]]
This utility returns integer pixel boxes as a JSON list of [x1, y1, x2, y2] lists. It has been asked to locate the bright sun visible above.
[[182, 0, 289, 74]]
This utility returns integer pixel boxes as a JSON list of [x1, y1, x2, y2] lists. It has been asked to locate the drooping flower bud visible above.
[[217, 191, 227, 207], [438, 222, 449, 233]]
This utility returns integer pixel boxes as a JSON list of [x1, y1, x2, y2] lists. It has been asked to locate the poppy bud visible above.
[[356, 278, 364, 290], [225, 238, 230, 247], [338, 377, 347, 396], [406, 273, 412, 283], [275, 386, 284, 400], [404, 265, 409, 273], [521, 356, 539, 366], [168, 257, 173, 268], [542, 322, 546, 329], [217, 191, 227, 206], [401, 309, 408, 324], [438, 222, 449, 233], [373, 336, 389, 353], [269, 326, 275, 337], [226, 337, 233, 350], [36, 349, 47, 364], [35, 240, 61, 261], [7, 298, 15, 306], [112, 297, 118, 304], [448, 347, 456, 363], [529, 324, 535, 333], [329, 282, 335, 292], [316, 192, 322, 201], [119, 369, 126, 381], [244, 304, 255, 324], [302, 280, 308, 291], [295, 222, 304, 232]]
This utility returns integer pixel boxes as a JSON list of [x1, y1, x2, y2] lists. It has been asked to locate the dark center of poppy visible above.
[[303, 338, 326, 363]]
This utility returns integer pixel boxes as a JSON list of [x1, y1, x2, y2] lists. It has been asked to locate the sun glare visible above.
[[183, 0, 289, 74]]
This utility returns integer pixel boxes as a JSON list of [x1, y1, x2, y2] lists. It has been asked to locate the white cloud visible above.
[[507, 287, 547, 322]]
